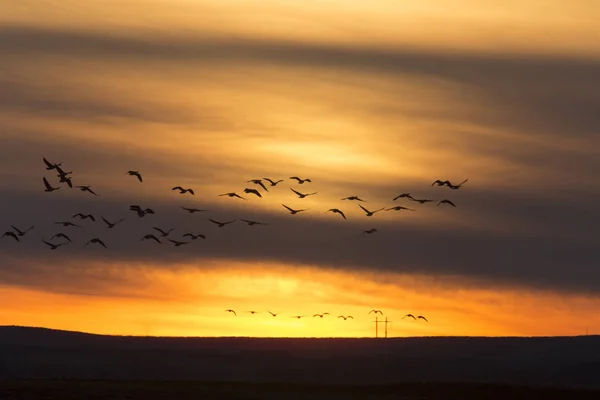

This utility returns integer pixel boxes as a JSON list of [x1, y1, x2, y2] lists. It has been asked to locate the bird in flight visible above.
[[180, 206, 208, 213], [341, 196, 366, 202], [338, 315, 353, 320], [282, 204, 307, 215], [239, 219, 268, 226], [54, 221, 82, 228], [42, 239, 67, 250], [11, 225, 34, 237], [43, 177, 60, 192], [130, 205, 155, 218], [126, 170, 143, 182], [313, 313, 330, 318], [219, 192, 246, 200], [58, 172, 73, 188], [168, 239, 189, 247], [73, 213, 95, 222], [291, 315, 306, 319], [263, 178, 283, 186], [393, 193, 414, 201], [243, 188, 262, 198], [141, 234, 162, 244], [183, 233, 206, 240], [51, 233, 72, 242], [369, 309, 383, 315], [402, 314, 416, 320], [76, 185, 97, 196], [267, 311, 279, 317], [86, 238, 107, 248], [449, 179, 468, 190], [225, 309, 237, 316], [386, 206, 415, 212], [289, 177, 311, 184], [172, 186, 195, 195], [410, 198, 435, 204], [326, 208, 346, 220], [209, 218, 236, 228], [101, 216, 124, 228], [417, 315, 429, 322], [43, 157, 61, 170], [363, 228, 377, 234], [358, 204, 384, 217], [246, 311, 259, 315], [247, 179, 269, 192], [153, 227, 174, 237], [290, 188, 317, 198], [437, 199, 456, 207], [431, 180, 452, 187], [2, 231, 19, 242]]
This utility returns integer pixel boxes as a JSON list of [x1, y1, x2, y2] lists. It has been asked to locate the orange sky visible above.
[[1, 0, 600, 338]]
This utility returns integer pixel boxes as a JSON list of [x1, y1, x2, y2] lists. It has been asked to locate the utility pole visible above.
[[373, 316, 391, 338]]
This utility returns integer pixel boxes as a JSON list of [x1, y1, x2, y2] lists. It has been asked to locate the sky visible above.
[[1, 0, 600, 338]]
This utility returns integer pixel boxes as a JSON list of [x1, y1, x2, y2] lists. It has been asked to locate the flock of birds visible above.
[[2, 157, 470, 331], [223, 308, 429, 323]]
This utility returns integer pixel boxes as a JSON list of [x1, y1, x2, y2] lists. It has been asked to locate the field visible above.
[[0, 380, 599, 400]]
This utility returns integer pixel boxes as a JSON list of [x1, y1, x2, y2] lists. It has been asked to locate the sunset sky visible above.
[[1, 0, 599, 338]]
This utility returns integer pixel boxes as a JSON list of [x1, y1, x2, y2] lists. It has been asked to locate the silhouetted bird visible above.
[[246, 311, 259, 315], [393, 193, 414, 201], [313, 313, 330, 318], [54, 221, 82, 228], [58, 174, 73, 188], [130, 205, 155, 218], [219, 192, 246, 200], [172, 186, 195, 195], [51, 233, 72, 242], [268, 311, 279, 317], [181, 206, 208, 213], [11, 225, 34, 237], [168, 239, 189, 247], [338, 315, 353, 320], [363, 228, 377, 234], [358, 204, 384, 216], [2, 231, 19, 242], [263, 178, 283, 186], [209, 218, 236, 228], [76, 185, 97, 195], [437, 199, 456, 207], [101, 216, 124, 228], [43, 157, 61, 170], [431, 180, 452, 187], [386, 206, 415, 212], [43, 177, 60, 192], [411, 198, 435, 204], [402, 314, 416, 320], [291, 315, 306, 319], [289, 177, 311, 184], [183, 233, 206, 240], [449, 179, 468, 190], [243, 188, 262, 198], [369, 309, 383, 315], [126, 170, 143, 182], [290, 188, 317, 198], [73, 213, 95, 222], [418, 315, 429, 322], [86, 238, 107, 248], [239, 219, 268, 226], [153, 227, 174, 237], [247, 179, 269, 191], [141, 234, 162, 243], [282, 204, 307, 214], [225, 309, 237, 316], [326, 208, 346, 219], [42, 239, 67, 250], [341, 196, 366, 202]]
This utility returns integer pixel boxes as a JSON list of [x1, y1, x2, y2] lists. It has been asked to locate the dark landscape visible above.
[[1, 326, 599, 399]]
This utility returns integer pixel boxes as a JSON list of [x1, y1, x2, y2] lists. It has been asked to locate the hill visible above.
[[1, 326, 599, 389]]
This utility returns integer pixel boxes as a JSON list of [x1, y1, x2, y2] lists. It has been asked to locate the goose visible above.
[[225, 309, 237, 316], [86, 238, 107, 248], [246, 179, 268, 192], [73, 213, 95, 222], [338, 315, 353, 320], [180, 206, 208, 213], [42, 239, 67, 250], [418, 315, 429, 322], [402, 314, 416, 320], [410, 198, 435, 204], [291, 315, 306, 319], [209, 218, 236, 228], [326, 208, 346, 219], [393, 193, 414, 201], [243, 188, 262, 198], [51, 233, 72, 242], [2, 231, 19, 242], [43, 177, 60, 192], [358, 204, 384, 216], [54, 221, 82, 228], [437, 199, 456, 207], [43, 157, 61, 170], [267, 311, 280, 317], [341, 196, 366, 202], [449, 179, 468, 190], [75, 185, 97, 196], [386, 206, 415, 212], [313, 313, 330, 318], [369, 309, 383, 315], [219, 192, 246, 200], [141, 234, 162, 244], [168, 239, 190, 247], [101, 216, 124, 228], [153, 227, 175, 237], [263, 178, 283, 186], [290, 188, 317, 198], [172, 186, 195, 195], [363, 228, 377, 234], [182, 233, 206, 240], [126, 170, 143, 182], [11, 225, 34, 237], [239, 219, 269, 226], [282, 204, 307, 215], [289, 177, 311, 184]]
